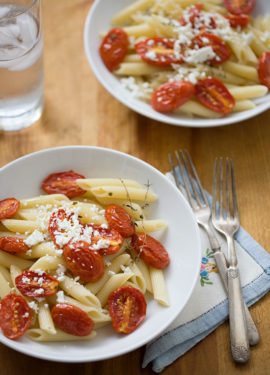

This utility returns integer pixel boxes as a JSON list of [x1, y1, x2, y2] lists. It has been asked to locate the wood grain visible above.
[[0, 0, 269, 374]]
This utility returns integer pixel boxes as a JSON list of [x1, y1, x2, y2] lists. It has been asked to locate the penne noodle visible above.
[[38, 301, 56, 335], [18, 241, 58, 259], [26, 328, 96, 342], [0, 268, 11, 298], [115, 62, 166, 76], [0, 250, 33, 269], [229, 85, 268, 101], [231, 100, 255, 112], [1, 219, 43, 234], [129, 248, 153, 293], [91, 185, 157, 202], [135, 219, 167, 233], [222, 61, 259, 82], [30, 255, 66, 272], [77, 178, 142, 189], [111, 0, 154, 25], [149, 267, 169, 306], [59, 276, 101, 308], [20, 194, 69, 208], [178, 100, 221, 119], [0, 264, 12, 285]]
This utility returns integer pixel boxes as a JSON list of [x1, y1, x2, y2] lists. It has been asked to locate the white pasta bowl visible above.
[[0, 146, 201, 362], [84, 0, 270, 128]]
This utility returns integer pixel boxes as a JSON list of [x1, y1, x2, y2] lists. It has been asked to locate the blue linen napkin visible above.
[[142, 171, 270, 373]]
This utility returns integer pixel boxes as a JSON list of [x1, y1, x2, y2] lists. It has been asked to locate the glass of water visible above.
[[0, 0, 43, 131]]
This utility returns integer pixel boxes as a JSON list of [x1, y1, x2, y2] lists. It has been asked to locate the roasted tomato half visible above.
[[42, 170, 86, 198], [99, 28, 129, 71], [195, 78, 235, 114], [108, 286, 147, 334], [132, 233, 170, 269], [0, 294, 31, 340]]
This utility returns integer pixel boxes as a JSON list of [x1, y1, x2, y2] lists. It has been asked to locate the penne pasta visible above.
[[1, 219, 42, 234], [0, 268, 11, 298], [91, 185, 157, 202], [149, 267, 169, 306], [111, 0, 154, 25], [229, 85, 268, 101], [38, 301, 56, 335], [59, 276, 101, 308], [26, 328, 96, 342], [100, 0, 270, 119], [0, 250, 33, 269], [0, 172, 169, 344], [135, 219, 167, 233], [77, 178, 142, 189]]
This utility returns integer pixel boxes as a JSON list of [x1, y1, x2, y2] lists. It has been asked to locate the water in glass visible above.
[[0, 2, 43, 131]]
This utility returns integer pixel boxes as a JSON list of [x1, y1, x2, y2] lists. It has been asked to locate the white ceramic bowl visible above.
[[0, 146, 201, 362], [84, 0, 270, 128]]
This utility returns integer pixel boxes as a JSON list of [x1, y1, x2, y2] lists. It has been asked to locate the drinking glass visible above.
[[0, 0, 43, 131]]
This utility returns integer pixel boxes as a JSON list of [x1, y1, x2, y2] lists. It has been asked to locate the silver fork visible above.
[[168, 150, 259, 351], [212, 157, 250, 363]]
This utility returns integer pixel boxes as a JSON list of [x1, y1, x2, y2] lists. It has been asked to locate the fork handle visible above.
[[202, 223, 259, 346], [227, 265, 250, 363], [213, 251, 260, 346]]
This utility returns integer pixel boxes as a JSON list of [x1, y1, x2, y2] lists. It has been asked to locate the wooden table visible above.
[[0, 0, 270, 374]]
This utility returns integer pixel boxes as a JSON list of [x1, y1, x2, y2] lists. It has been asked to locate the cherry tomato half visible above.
[[105, 205, 135, 238], [48, 208, 81, 248], [180, 4, 216, 31], [0, 294, 31, 340], [135, 37, 184, 66], [224, 0, 255, 15], [0, 236, 29, 253], [89, 225, 123, 255], [52, 303, 94, 336], [151, 81, 194, 113], [191, 33, 231, 65], [258, 52, 270, 89], [131, 234, 170, 269], [99, 28, 129, 72], [108, 286, 147, 334], [63, 241, 105, 282], [225, 14, 250, 28], [15, 270, 59, 298], [195, 78, 235, 114], [42, 170, 86, 198], [0, 198, 20, 221]]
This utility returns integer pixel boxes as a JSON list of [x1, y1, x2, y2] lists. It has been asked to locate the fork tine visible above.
[[180, 150, 203, 207], [219, 157, 223, 219], [212, 158, 218, 219], [168, 153, 182, 192], [185, 150, 209, 207], [174, 150, 197, 210], [230, 159, 239, 220], [226, 158, 230, 220]]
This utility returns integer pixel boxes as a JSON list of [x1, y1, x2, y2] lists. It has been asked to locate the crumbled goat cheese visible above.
[[145, 50, 157, 61], [24, 230, 44, 247], [33, 288, 45, 295], [28, 301, 39, 313], [56, 291, 65, 303], [184, 46, 216, 64]]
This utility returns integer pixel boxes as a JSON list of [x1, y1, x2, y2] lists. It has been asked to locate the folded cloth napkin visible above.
[[142, 171, 270, 373]]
